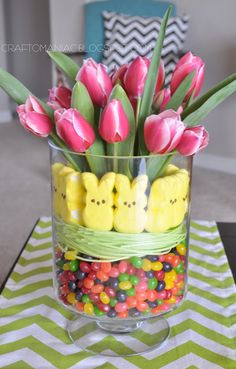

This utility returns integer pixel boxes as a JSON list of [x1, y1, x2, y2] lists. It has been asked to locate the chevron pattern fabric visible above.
[[102, 11, 189, 86], [0, 218, 236, 368]]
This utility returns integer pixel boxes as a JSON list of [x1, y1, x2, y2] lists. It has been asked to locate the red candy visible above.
[[88, 292, 99, 303], [135, 280, 148, 292], [75, 302, 84, 312], [172, 255, 181, 267], [136, 269, 145, 279], [80, 262, 91, 273], [126, 264, 136, 275], [104, 286, 116, 298], [115, 302, 128, 313], [118, 261, 128, 273], [147, 290, 158, 302], [155, 270, 165, 280], [81, 287, 90, 294], [91, 262, 100, 271], [165, 290, 172, 300], [109, 267, 119, 277], [136, 291, 147, 301], [164, 253, 175, 264], [77, 280, 83, 288], [156, 290, 167, 300], [97, 302, 110, 312], [88, 271, 97, 280], [159, 255, 165, 262]]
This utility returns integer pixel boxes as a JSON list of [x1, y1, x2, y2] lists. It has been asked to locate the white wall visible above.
[[0, 0, 11, 122]]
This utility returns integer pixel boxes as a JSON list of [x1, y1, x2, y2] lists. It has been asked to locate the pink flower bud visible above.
[[76, 58, 113, 107], [124, 57, 165, 99], [55, 108, 95, 152], [99, 99, 130, 143], [144, 110, 185, 154], [47, 86, 71, 110], [153, 88, 171, 112], [170, 52, 205, 101], [177, 125, 209, 156], [17, 95, 52, 137], [111, 64, 129, 86]]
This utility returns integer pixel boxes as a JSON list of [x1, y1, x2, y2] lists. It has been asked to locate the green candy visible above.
[[157, 299, 163, 305], [94, 306, 105, 316], [130, 275, 139, 286], [69, 260, 79, 272], [126, 288, 135, 296], [56, 260, 64, 268], [110, 298, 118, 307], [118, 273, 129, 282], [82, 294, 91, 303], [130, 256, 143, 268], [148, 277, 157, 290]]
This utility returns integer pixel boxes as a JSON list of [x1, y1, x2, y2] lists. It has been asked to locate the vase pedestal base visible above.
[[67, 316, 170, 357]]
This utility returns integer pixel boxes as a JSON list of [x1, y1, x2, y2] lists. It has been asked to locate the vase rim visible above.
[[48, 140, 191, 160]]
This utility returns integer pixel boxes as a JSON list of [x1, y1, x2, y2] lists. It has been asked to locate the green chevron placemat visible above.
[[0, 218, 236, 369]]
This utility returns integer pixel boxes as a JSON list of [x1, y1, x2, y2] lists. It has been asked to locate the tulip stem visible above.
[[135, 98, 141, 132], [50, 132, 81, 172], [112, 143, 119, 172]]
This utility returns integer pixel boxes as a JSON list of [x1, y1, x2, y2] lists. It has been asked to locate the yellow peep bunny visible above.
[[114, 174, 148, 233], [82, 172, 116, 231], [146, 165, 189, 232], [52, 163, 85, 224]]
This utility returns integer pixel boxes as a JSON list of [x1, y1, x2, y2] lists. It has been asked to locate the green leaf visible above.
[[165, 72, 195, 111], [71, 81, 106, 176], [146, 154, 174, 183], [47, 51, 79, 82], [0, 68, 53, 119], [138, 6, 173, 155], [182, 73, 236, 125], [71, 81, 94, 125]]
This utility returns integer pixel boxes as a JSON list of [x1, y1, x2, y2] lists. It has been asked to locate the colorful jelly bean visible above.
[[65, 251, 77, 260], [142, 258, 152, 271], [84, 302, 94, 315], [129, 275, 139, 285], [176, 243, 186, 256], [151, 261, 163, 271], [130, 256, 143, 268], [100, 292, 110, 304], [118, 261, 128, 273]]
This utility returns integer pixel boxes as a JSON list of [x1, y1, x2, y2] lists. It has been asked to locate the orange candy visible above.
[[101, 262, 112, 274], [126, 296, 137, 308], [147, 289, 158, 302], [136, 301, 149, 312], [96, 270, 109, 282], [83, 277, 94, 289], [75, 301, 84, 312], [136, 291, 147, 301], [118, 311, 128, 319]]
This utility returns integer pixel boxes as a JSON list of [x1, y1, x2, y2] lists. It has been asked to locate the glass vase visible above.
[[49, 141, 192, 356]]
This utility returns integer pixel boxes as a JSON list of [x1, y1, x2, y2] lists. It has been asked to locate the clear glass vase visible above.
[[49, 141, 192, 356]]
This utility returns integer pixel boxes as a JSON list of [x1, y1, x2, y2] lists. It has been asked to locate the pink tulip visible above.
[[99, 99, 130, 143], [17, 95, 52, 137], [76, 58, 113, 107], [153, 88, 171, 112], [47, 86, 71, 110], [170, 52, 205, 101], [177, 125, 209, 156], [124, 57, 165, 99], [111, 64, 129, 85], [55, 108, 95, 152], [144, 110, 185, 154]]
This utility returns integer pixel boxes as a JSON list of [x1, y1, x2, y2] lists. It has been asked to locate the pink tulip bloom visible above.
[[76, 58, 113, 107], [177, 125, 209, 156], [47, 86, 71, 110], [144, 110, 185, 154], [111, 64, 129, 85], [55, 108, 95, 152], [17, 95, 52, 137], [153, 88, 171, 112], [124, 57, 165, 99], [99, 99, 130, 143], [170, 52, 205, 101]]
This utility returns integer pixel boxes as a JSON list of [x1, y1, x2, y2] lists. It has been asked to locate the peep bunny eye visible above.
[[132, 201, 136, 206], [102, 200, 106, 204], [91, 199, 95, 203], [124, 201, 127, 206]]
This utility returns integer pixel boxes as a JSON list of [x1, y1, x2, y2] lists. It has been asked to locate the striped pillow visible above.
[[102, 11, 189, 86]]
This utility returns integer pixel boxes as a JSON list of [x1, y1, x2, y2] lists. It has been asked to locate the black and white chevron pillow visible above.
[[102, 11, 189, 86]]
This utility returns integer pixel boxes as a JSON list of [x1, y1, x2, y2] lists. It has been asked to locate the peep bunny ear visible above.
[[99, 172, 116, 191], [82, 172, 99, 192], [132, 175, 148, 192], [115, 174, 131, 193]]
